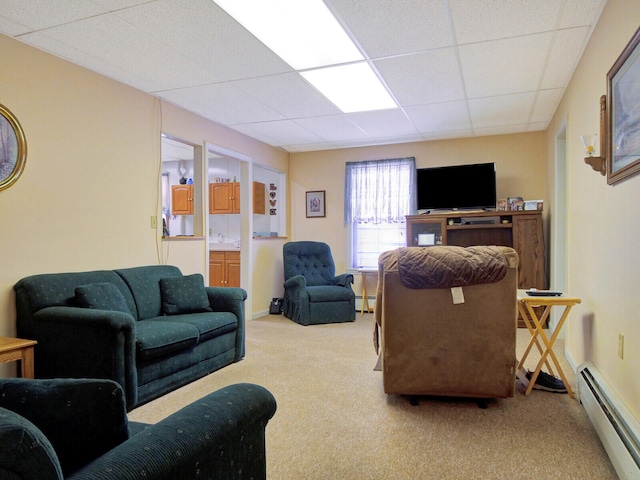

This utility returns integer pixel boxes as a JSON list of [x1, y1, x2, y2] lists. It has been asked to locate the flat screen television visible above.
[[416, 162, 497, 211]]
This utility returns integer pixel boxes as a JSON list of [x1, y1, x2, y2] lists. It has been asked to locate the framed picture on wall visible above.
[[0, 103, 27, 191], [607, 26, 640, 185], [306, 190, 325, 218]]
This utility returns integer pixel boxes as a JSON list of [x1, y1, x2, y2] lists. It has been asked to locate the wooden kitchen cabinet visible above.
[[209, 181, 266, 214], [171, 184, 194, 215], [209, 250, 241, 287]]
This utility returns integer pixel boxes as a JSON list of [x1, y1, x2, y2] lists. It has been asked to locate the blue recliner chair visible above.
[[282, 241, 356, 325]]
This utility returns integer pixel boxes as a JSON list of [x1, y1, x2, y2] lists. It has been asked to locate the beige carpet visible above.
[[129, 314, 618, 479]]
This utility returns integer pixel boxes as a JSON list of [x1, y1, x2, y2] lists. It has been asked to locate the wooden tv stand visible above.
[[406, 210, 546, 325]]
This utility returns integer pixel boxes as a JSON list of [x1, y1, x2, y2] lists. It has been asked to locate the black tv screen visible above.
[[417, 163, 497, 211]]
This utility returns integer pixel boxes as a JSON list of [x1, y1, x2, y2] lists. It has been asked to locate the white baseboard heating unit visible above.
[[578, 362, 640, 480]]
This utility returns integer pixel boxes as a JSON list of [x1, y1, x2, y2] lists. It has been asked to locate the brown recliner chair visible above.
[[374, 245, 518, 403]]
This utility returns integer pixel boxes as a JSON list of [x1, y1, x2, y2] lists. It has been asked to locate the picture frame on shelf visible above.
[[607, 26, 640, 185], [0, 103, 27, 191], [305, 190, 325, 218]]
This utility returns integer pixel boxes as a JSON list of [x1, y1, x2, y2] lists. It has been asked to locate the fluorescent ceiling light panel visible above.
[[301, 63, 397, 113], [213, 0, 363, 70]]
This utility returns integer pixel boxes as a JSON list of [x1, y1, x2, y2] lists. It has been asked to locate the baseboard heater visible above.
[[578, 362, 640, 479]]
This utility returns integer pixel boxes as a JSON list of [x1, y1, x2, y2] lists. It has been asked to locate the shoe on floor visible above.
[[526, 370, 567, 393]]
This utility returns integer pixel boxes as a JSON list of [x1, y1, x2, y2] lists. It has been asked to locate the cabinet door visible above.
[[512, 214, 546, 289], [232, 182, 241, 213], [209, 252, 225, 286], [226, 251, 241, 287], [172, 185, 193, 215], [210, 183, 233, 214], [406, 218, 446, 246], [253, 181, 265, 214]]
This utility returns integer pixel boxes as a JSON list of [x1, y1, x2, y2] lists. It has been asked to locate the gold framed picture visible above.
[[0, 103, 27, 191]]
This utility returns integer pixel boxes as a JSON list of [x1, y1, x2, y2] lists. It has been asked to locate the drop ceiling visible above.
[[0, 0, 606, 152]]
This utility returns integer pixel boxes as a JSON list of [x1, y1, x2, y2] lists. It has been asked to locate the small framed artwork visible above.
[[0, 103, 27, 191], [608, 26, 640, 185], [305, 190, 325, 218]]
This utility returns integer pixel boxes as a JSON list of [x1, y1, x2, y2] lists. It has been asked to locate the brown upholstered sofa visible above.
[[374, 245, 519, 401]]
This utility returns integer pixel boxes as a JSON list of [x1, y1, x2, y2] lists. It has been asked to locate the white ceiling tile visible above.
[[559, 0, 608, 29], [238, 120, 325, 145], [0, 0, 107, 32], [348, 109, 419, 137], [460, 33, 552, 98], [474, 124, 529, 137], [375, 48, 465, 106], [161, 83, 286, 125], [530, 89, 564, 123], [113, 0, 291, 84], [405, 101, 471, 133], [540, 27, 590, 89], [469, 93, 536, 129], [294, 115, 368, 142], [450, 0, 563, 44], [329, 0, 454, 57], [233, 73, 341, 118]]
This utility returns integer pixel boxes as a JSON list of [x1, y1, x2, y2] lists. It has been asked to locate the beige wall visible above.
[[290, 133, 547, 274], [0, 34, 288, 370], [546, 0, 640, 420]]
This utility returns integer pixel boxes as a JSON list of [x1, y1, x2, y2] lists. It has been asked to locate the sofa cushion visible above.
[[159, 274, 212, 315], [0, 407, 63, 479], [115, 265, 183, 320], [75, 283, 131, 314], [168, 312, 238, 342], [136, 320, 199, 362]]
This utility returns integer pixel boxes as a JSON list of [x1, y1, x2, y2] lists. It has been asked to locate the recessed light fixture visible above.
[[212, 0, 397, 113], [301, 63, 396, 113]]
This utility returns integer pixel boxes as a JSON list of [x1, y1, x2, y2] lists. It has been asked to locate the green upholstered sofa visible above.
[[14, 265, 247, 410], [0, 378, 276, 479]]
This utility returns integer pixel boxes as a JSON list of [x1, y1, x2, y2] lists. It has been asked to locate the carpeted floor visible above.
[[128, 314, 618, 479]]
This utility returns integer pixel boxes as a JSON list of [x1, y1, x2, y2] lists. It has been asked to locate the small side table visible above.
[[356, 269, 377, 316], [516, 290, 581, 399], [0, 336, 37, 378]]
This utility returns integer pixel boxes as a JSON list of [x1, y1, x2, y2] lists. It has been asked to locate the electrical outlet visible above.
[[618, 333, 624, 360], [150, 216, 157, 229]]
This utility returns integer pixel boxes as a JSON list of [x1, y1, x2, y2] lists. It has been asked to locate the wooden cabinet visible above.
[[406, 210, 546, 326], [171, 184, 194, 215], [209, 251, 240, 287], [209, 182, 239, 214], [253, 181, 265, 214], [209, 181, 266, 214]]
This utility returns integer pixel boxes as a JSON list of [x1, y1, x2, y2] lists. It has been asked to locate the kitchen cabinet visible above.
[[209, 251, 240, 287], [171, 184, 193, 215], [209, 182, 266, 214]]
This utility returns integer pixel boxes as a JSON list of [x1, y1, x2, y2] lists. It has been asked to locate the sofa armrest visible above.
[[0, 378, 129, 477], [205, 287, 247, 361], [69, 383, 277, 480], [30, 306, 137, 408]]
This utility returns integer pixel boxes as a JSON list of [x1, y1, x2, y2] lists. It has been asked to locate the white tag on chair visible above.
[[451, 286, 465, 304]]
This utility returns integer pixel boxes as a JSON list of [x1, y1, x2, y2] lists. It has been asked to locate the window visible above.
[[345, 158, 416, 268]]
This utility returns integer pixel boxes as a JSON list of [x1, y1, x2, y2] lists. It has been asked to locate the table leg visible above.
[[21, 346, 35, 379]]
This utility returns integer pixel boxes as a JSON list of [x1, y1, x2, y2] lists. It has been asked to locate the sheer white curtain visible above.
[[344, 157, 416, 268]]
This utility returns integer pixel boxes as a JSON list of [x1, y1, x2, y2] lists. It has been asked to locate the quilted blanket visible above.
[[380, 245, 509, 289]]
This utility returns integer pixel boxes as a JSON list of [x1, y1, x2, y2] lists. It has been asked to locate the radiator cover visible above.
[[578, 362, 640, 480]]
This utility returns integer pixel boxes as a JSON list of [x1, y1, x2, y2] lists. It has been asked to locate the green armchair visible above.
[[0, 378, 276, 479], [282, 241, 355, 325]]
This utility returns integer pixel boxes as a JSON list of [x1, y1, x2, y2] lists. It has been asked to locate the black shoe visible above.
[[526, 370, 567, 393]]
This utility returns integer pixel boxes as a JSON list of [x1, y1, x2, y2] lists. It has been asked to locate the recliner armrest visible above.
[[283, 275, 306, 289], [332, 273, 354, 287]]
